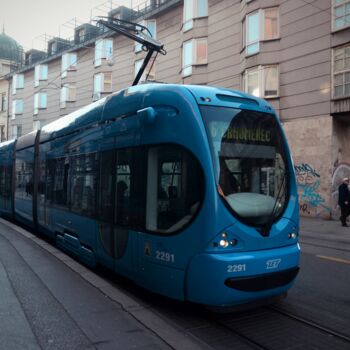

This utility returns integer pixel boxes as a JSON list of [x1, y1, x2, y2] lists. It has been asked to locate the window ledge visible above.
[[264, 96, 280, 100], [245, 51, 259, 58], [332, 24, 350, 33], [332, 96, 350, 101], [261, 37, 281, 43]]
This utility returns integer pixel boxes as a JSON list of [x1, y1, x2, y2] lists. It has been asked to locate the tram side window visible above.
[[116, 148, 147, 229], [48, 157, 69, 208], [70, 153, 98, 216], [98, 150, 114, 222], [15, 147, 34, 200], [146, 145, 204, 234], [0, 164, 12, 199]]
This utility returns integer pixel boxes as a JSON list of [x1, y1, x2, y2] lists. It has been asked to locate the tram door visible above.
[[99, 148, 146, 269]]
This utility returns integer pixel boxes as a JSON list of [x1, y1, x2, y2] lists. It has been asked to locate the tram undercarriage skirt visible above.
[[224, 267, 300, 292]]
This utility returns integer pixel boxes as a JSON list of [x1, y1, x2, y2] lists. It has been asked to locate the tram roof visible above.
[[36, 83, 274, 143], [0, 138, 15, 152]]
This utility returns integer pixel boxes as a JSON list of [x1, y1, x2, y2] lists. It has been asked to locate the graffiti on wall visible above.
[[294, 163, 331, 217], [331, 163, 350, 219]]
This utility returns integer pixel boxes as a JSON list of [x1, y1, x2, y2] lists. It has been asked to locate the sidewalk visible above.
[[0, 219, 206, 350], [300, 216, 350, 240]]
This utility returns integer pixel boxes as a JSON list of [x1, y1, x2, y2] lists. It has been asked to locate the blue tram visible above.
[[0, 84, 300, 307]]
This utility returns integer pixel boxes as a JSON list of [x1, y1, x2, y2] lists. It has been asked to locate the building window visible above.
[[33, 120, 41, 131], [78, 28, 86, 42], [34, 64, 48, 87], [183, 0, 208, 32], [333, 45, 350, 98], [333, 0, 350, 31], [243, 65, 279, 98], [50, 42, 58, 55], [61, 53, 77, 78], [1, 93, 7, 112], [135, 20, 156, 52], [12, 74, 24, 94], [11, 125, 22, 139], [60, 84, 76, 108], [93, 72, 112, 101], [95, 38, 113, 67], [245, 8, 279, 56], [182, 38, 208, 77], [134, 59, 155, 82], [34, 92, 47, 115], [12, 100, 24, 118], [0, 125, 5, 142]]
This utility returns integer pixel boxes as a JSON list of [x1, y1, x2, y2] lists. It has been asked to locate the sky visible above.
[[0, 0, 147, 51]]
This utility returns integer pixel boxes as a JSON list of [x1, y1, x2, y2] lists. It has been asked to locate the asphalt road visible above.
[[282, 217, 350, 337]]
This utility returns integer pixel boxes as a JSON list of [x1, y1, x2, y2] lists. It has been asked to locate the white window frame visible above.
[[34, 64, 48, 87], [332, 0, 350, 31], [93, 72, 112, 100], [60, 84, 76, 108], [12, 99, 24, 118], [12, 74, 24, 94], [183, 0, 208, 32], [34, 92, 47, 115], [332, 44, 350, 99], [11, 125, 22, 139], [245, 8, 279, 56], [135, 20, 157, 53], [243, 65, 279, 98], [95, 38, 114, 67], [182, 38, 208, 77], [61, 53, 77, 78]]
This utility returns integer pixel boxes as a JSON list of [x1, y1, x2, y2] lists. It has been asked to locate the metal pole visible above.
[[132, 50, 153, 86]]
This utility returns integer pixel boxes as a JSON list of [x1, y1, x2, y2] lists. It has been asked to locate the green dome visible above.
[[0, 31, 23, 63]]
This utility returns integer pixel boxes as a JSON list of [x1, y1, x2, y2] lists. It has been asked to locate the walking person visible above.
[[338, 177, 350, 227]]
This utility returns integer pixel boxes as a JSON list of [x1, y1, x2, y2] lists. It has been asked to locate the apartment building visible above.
[[0, 29, 23, 141], [4, 0, 350, 219]]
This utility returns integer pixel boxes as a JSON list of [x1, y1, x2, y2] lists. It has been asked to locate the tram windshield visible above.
[[201, 106, 289, 226]]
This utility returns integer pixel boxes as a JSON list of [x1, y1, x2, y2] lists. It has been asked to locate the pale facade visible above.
[[0, 59, 10, 141], [6, 0, 350, 219]]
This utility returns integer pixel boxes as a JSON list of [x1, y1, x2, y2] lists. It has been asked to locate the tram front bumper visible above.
[[224, 266, 299, 292], [185, 243, 300, 307]]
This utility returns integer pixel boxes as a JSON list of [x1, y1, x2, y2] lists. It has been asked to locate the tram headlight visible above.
[[219, 239, 229, 248], [211, 232, 239, 249], [288, 231, 298, 239]]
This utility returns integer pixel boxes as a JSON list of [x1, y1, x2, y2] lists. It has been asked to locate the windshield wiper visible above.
[[259, 171, 288, 237]]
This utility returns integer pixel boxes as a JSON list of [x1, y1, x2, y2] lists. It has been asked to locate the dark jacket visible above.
[[338, 183, 350, 206]]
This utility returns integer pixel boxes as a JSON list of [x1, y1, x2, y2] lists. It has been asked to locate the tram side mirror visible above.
[[138, 107, 157, 125]]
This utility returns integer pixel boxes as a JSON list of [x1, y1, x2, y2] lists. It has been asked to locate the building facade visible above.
[[5, 0, 350, 219], [0, 29, 23, 141]]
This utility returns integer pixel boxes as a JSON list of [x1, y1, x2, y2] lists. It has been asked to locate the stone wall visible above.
[[283, 116, 333, 219], [330, 119, 350, 220]]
